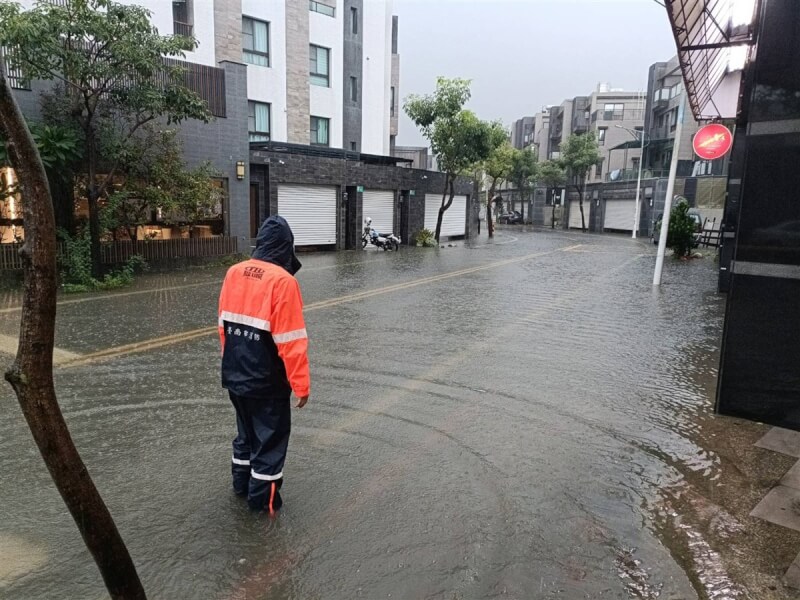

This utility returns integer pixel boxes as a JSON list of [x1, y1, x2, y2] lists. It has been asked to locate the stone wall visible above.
[[285, 0, 311, 144], [250, 148, 473, 248], [214, 0, 243, 64], [178, 61, 250, 242]]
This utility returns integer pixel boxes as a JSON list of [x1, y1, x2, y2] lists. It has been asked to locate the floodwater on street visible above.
[[0, 229, 767, 599]]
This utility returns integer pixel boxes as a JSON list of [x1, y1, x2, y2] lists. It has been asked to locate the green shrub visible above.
[[667, 200, 697, 258], [414, 228, 437, 248], [58, 230, 147, 293]]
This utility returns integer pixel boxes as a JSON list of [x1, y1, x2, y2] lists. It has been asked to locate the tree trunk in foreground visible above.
[[0, 65, 146, 600]]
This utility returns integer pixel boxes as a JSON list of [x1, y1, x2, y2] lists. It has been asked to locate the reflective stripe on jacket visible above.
[[218, 259, 310, 398]]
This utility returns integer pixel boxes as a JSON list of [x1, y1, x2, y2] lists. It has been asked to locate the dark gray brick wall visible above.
[[10, 79, 50, 121], [177, 61, 250, 243], [249, 148, 472, 247]]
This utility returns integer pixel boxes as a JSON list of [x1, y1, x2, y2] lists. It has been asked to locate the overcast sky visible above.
[[393, 0, 678, 146]]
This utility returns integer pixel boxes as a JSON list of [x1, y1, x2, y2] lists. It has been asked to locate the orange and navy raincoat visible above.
[[218, 217, 310, 400]]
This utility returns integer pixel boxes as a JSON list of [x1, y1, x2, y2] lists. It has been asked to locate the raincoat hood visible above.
[[252, 216, 302, 275]]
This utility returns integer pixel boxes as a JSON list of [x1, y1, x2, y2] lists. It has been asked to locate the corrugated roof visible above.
[[665, 0, 759, 119]]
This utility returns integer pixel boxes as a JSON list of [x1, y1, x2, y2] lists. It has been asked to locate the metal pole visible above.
[[632, 129, 645, 238], [653, 95, 686, 286]]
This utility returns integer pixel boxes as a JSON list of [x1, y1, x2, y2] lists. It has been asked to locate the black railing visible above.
[[591, 109, 645, 123], [173, 20, 194, 38]]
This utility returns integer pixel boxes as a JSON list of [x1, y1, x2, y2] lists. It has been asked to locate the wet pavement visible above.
[[0, 229, 791, 599]]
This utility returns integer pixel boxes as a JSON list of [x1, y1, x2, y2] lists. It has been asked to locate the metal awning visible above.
[[665, 0, 759, 120], [609, 138, 673, 151]]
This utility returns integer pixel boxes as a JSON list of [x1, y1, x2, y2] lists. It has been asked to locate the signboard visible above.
[[693, 123, 733, 160]]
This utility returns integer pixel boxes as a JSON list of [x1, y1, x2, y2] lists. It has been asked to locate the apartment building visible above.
[[127, 0, 398, 154], [510, 116, 535, 150], [5, 0, 435, 249]]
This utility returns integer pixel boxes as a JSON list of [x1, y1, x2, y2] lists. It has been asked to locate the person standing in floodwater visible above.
[[217, 215, 310, 515]]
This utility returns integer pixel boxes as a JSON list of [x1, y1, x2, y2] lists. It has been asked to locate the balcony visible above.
[[591, 109, 645, 123], [606, 168, 669, 182], [173, 20, 194, 38]]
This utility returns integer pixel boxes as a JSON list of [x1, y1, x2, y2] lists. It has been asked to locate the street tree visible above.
[[509, 147, 539, 222], [1, 55, 146, 599], [559, 132, 601, 232], [482, 125, 513, 238], [405, 77, 500, 242], [0, 0, 211, 277], [102, 127, 223, 248], [538, 160, 567, 229], [1, 118, 83, 235]]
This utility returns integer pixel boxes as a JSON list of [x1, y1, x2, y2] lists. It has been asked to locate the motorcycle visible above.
[[362, 225, 401, 251]]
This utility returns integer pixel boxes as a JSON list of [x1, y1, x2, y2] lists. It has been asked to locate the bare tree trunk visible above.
[[487, 180, 496, 238], [434, 173, 452, 243], [577, 177, 587, 233], [1, 65, 146, 600]]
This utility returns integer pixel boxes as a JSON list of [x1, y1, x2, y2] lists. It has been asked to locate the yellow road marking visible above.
[[0, 256, 392, 315], [0, 334, 81, 366], [55, 246, 579, 368]]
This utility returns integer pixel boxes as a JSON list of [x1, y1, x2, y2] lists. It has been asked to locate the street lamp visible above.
[[615, 124, 647, 239]]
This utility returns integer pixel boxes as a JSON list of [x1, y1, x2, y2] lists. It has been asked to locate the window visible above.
[[351, 7, 358, 34], [248, 101, 271, 142], [310, 116, 330, 146], [309, 1, 335, 17], [173, 0, 193, 37], [243, 17, 269, 67], [310, 45, 330, 87], [350, 76, 358, 103], [670, 109, 678, 131], [603, 103, 625, 120], [597, 127, 607, 145], [390, 86, 396, 117], [350, 141, 357, 151], [595, 159, 604, 179]]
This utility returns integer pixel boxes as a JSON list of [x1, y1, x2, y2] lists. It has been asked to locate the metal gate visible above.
[[603, 200, 634, 231], [277, 184, 337, 246], [425, 194, 467, 237], [569, 199, 587, 229], [362, 190, 395, 234]]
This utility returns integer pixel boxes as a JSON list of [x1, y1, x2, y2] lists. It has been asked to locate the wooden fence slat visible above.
[[1, 237, 239, 272]]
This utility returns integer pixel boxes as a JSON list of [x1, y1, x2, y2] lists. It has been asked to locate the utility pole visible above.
[[653, 95, 686, 286]]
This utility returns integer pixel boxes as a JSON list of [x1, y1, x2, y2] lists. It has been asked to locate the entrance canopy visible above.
[[665, 0, 759, 119]]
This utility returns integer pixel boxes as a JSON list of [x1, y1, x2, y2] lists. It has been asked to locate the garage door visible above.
[[362, 190, 395, 234], [604, 200, 634, 231], [569, 200, 588, 229], [425, 194, 467, 237], [277, 184, 337, 246]]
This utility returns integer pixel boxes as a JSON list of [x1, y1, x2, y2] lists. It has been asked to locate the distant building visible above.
[[511, 116, 535, 150], [392, 146, 429, 170]]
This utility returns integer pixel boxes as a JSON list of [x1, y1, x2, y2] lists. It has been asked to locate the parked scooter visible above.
[[362, 217, 401, 251]]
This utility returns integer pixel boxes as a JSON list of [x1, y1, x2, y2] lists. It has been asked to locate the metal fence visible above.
[[0, 237, 239, 271]]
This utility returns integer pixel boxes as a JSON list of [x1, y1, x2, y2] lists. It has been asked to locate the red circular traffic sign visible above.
[[693, 123, 733, 160]]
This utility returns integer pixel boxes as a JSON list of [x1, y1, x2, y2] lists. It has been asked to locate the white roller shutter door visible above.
[[425, 194, 467, 237], [569, 200, 587, 229], [277, 184, 337, 246], [603, 200, 634, 231], [362, 190, 395, 234]]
